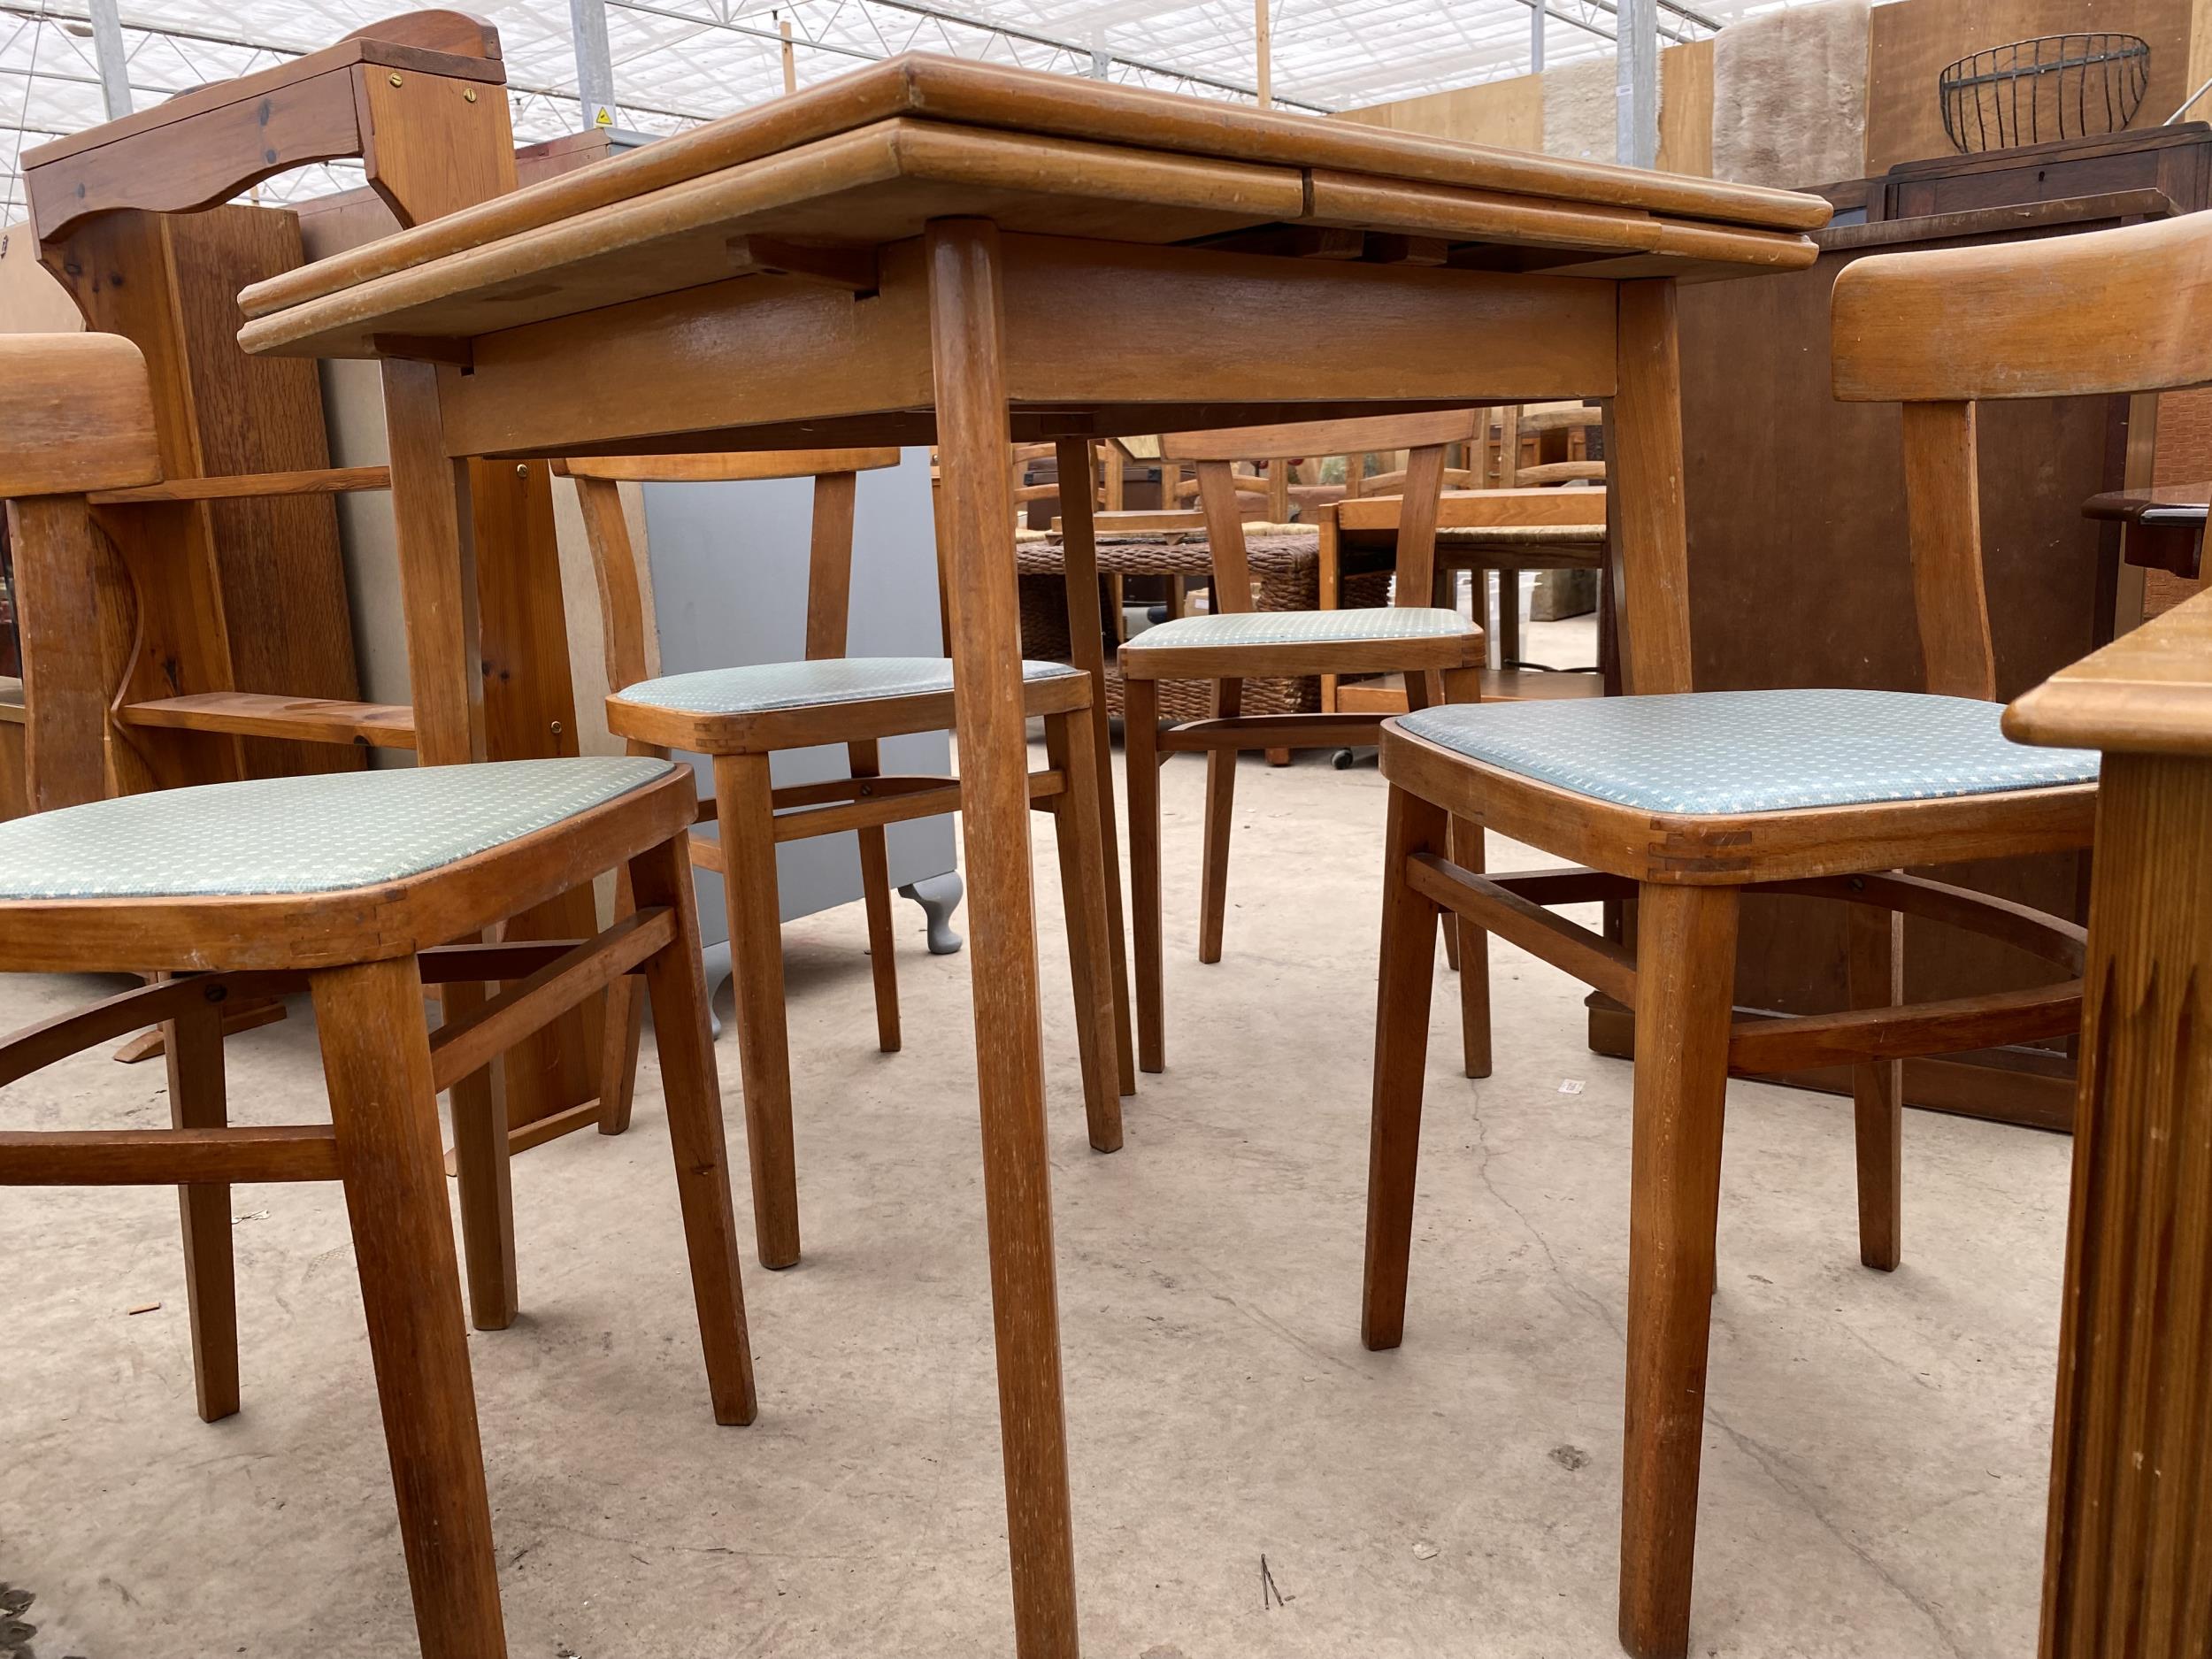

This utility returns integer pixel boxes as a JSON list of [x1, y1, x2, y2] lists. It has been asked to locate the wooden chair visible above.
[[0, 335, 754, 1658], [1119, 410, 1487, 1072], [0, 756, 753, 1658], [1467, 402, 1607, 673], [2, 329, 575, 1334], [1321, 404, 1607, 714], [15, 11, 612, 1154], [1323, 483, 1609, 711], [1352, 215, 2212, 1655], [1012, 439, 1110, 527], [562, 449, 1127, 1271]]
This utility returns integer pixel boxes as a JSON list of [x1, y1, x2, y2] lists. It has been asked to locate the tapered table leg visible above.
[[926, 216, 1081, 1659]]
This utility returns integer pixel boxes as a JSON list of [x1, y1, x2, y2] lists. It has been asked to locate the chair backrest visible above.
[[1832, 211, 2212, 702], [1485, 403, 1604, 490], [1156, 410, 1482, 613], [555, 448, 899, 695], [1011, 440, 1122, 529]]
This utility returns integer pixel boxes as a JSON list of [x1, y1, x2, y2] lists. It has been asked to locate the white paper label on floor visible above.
[[1557, 1079, 1586, 1095]]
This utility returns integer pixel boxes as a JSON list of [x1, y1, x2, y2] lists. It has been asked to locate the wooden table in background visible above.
[[237, 54, 1824, 1655]]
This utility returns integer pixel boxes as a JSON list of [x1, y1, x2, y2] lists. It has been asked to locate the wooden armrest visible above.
[[1059, 510, 1208, 535], [1490, 403, 1601, 434], [0, 334, 158, 497], [2084, 485, 2210, 525], [1336, 487, 1609, 534], [2006, 587, 2212, 756], [2085, 483, 2208, 578], [88, 465, 393, 506], [556, 449, 897, 484]]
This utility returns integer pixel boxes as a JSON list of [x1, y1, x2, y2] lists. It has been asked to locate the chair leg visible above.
[[1125, 674, 1167, 1074], [1045, 707, 1125, 1154], [165, 1000, 238, 1423], [312, 956, 504, 1659], [598, 974, 646, 1135], [630, 829, 759, 1426], [1619, 882, 1739, 1659], [600, 740, 674, 1136], [849, 739, 902, 1055], [714, 751, 803, 1270], [596, 864, 646, 1136], [1197, 677, 1241, 965], [1361, 784, 1448, 1352], [1442, 664, 1492, 1079], [1845, 902, 1904, 1272], [1401, 672, 1457, 976], [1495, 571, 1523, 667], [444, 973, 518, 1332]]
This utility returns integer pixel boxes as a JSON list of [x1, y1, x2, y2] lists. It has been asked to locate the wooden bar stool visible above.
[[1348, 221, 2212, 1653], [0, 754, 757, 1657], [1119, 410, 1486, 1072], [561, 449, 1127, 1272]]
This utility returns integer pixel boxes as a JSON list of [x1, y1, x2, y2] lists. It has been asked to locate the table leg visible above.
[[1611, 281, 1695, 698], [926, 216, 1080, 1659], [2039, 752, 2212, 1659], [382, 364, 604, 1145], [1053, 438, 1137, 1097]]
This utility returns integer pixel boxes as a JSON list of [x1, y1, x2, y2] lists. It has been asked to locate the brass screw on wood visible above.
[[515, 464, 529, 477], [465, 88, 478, 102], [388, 73, 403, 86]]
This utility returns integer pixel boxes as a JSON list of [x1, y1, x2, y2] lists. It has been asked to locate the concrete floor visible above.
[[2, 690, 2070, 1656]]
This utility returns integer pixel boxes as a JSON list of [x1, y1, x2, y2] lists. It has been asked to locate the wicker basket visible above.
[[1017, 532, 1392, 720]]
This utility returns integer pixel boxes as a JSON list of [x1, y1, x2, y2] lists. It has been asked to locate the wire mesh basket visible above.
[[1939, 34, 2151, 153]]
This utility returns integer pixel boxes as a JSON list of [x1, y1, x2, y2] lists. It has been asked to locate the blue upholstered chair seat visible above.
[[0, 757, 674, 900], [613, 656, 1083, 715], [1122, 606, 1474, 653], [1395, 689, 2100, 815]]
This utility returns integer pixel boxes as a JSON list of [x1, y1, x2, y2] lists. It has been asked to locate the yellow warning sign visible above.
[[593, 105, 615, 127]]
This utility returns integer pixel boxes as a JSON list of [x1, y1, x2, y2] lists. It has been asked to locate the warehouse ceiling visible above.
[[2, 0, 1809, 225]]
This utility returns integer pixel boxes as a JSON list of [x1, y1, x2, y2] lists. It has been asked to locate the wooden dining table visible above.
[[236, 55, 1824, 1657]]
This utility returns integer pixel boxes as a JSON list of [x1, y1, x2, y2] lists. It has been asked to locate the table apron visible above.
[[434, 232, 1620, 458]]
